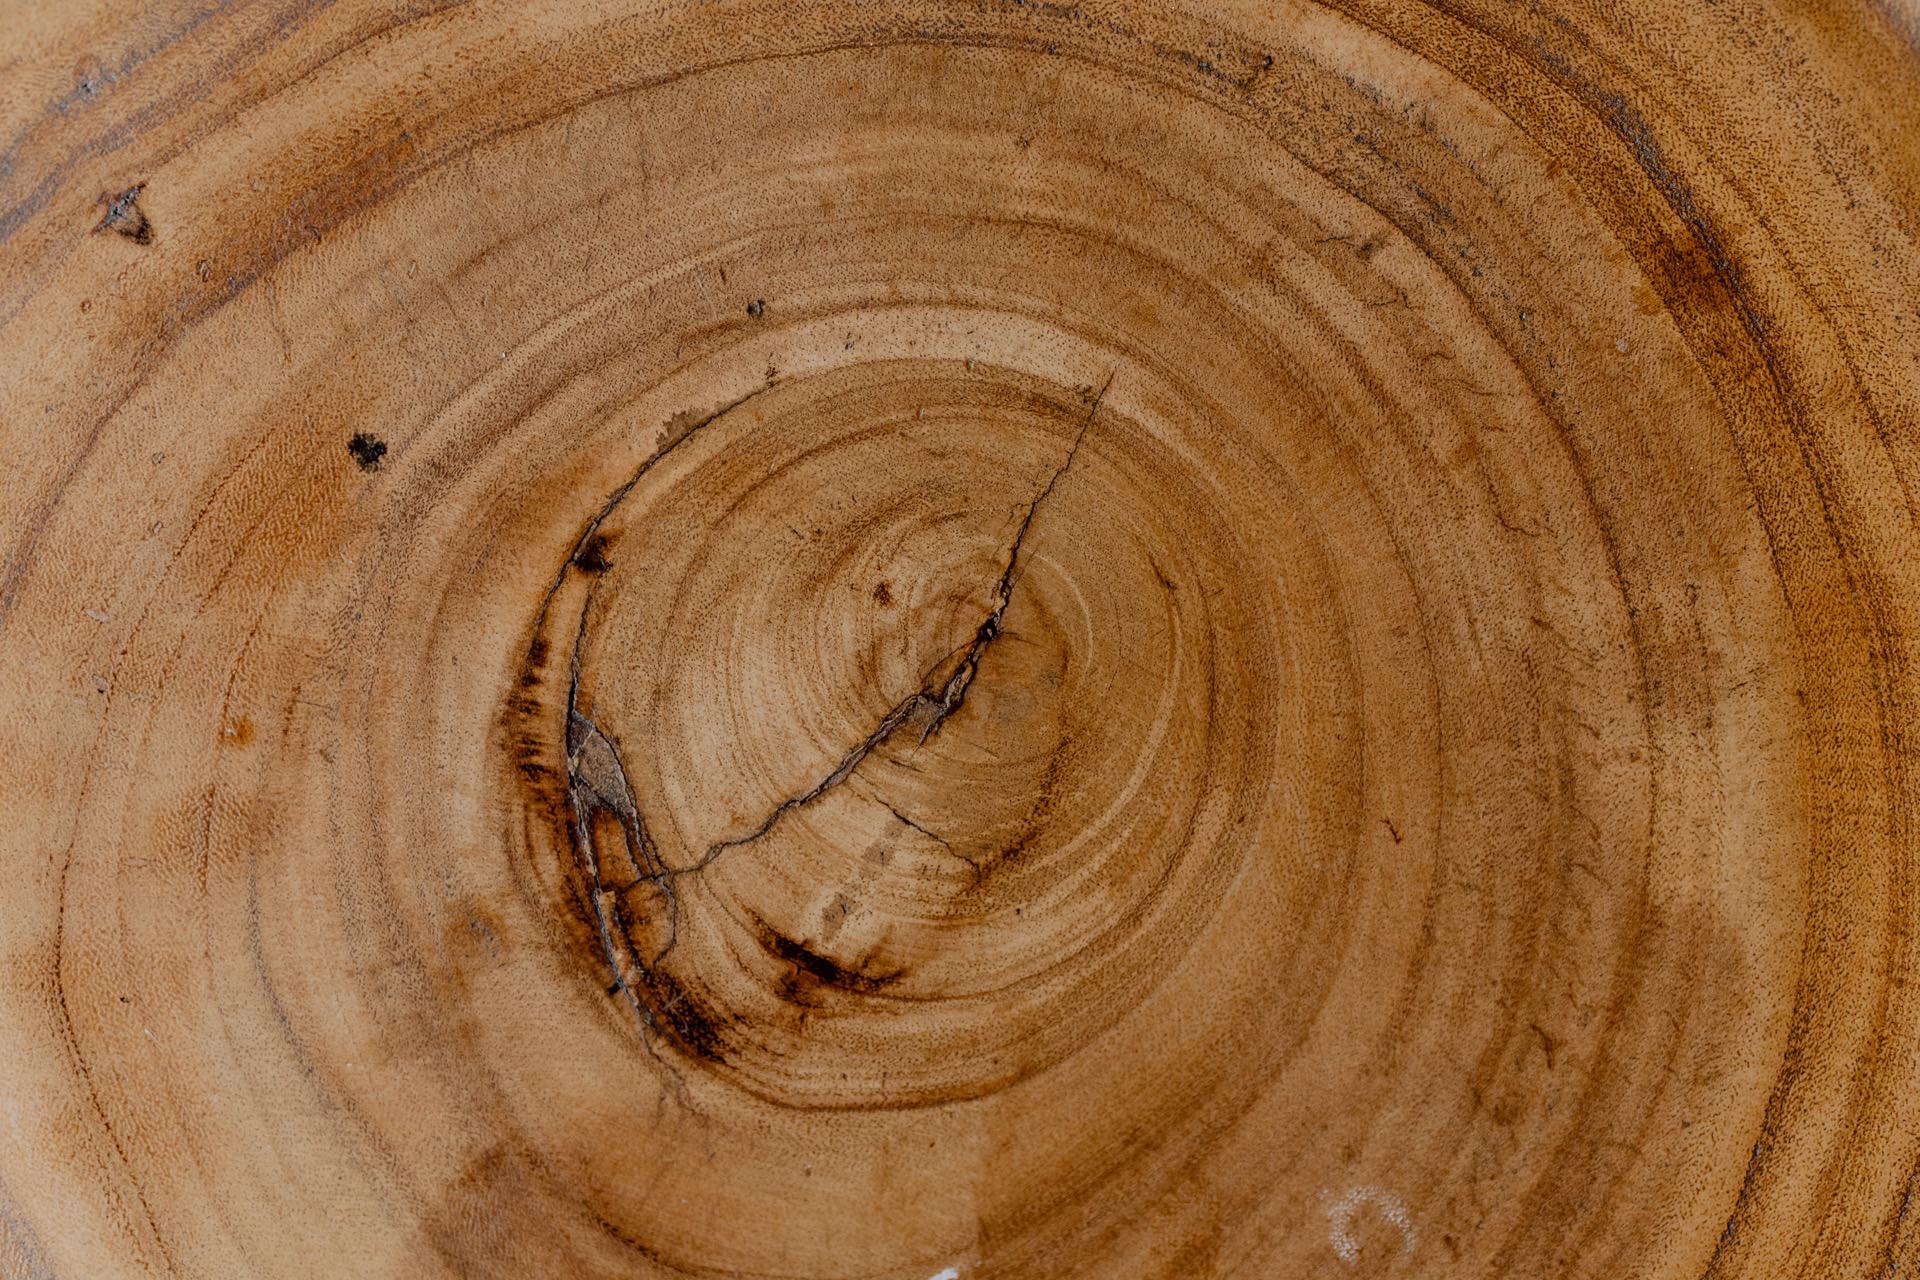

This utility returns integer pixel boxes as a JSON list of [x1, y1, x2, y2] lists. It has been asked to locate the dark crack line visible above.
[[880, 798, 951, 847], [917, 370, 1110, 746], [676, 371, 1113, 878], [565, 708, 691, 1096], [568, 798, 687, 1096], [568, 711, 668, 879], [684, 689, 928, 874], [545, 388, 770, 1078], [556, 374, 1111, 1068], [531, 384, 774, 648]]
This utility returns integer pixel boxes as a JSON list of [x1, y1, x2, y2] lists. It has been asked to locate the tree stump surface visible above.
[[2, 2, 1919, 1277]]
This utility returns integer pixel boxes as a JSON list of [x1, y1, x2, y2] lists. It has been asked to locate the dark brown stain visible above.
[[871, 580, 894, 606], [753, 915, 904, 1005], [627, 961, 729, 1064], [420, 1144, 582, 1279], [1529, 1021, 1558, 1070]]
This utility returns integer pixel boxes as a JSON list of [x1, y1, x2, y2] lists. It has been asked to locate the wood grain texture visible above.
[[2, 1, 1918, 1277]]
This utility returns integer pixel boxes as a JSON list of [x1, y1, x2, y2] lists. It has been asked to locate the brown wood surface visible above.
[[3, 1, 1920, 1277]]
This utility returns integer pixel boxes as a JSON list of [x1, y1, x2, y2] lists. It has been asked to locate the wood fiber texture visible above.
[[2, 1, 1919, 1277]]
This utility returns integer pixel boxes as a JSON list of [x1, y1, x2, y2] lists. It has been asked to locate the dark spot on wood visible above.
[[346, 432, 387, 470], [754, 916, 903, 1004], [96, 183, 152, 244], [745, 298, 765, 318], [872, 581, 894, 606], [1530, 1021, 1558, 1070], [574, 534, 611, 573]]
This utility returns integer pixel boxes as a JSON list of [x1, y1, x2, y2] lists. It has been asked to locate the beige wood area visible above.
[[3, 2, 1920, 1277]]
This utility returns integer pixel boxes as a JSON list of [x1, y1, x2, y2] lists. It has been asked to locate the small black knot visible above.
[[346, 433, 387, 471], [745, 298, 765, 318], [96, 183, 153, 245]]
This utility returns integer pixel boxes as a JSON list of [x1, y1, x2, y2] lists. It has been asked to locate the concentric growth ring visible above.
[[1, 2, 1917, 1279]]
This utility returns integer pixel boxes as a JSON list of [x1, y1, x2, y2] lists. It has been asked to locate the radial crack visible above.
[[678, 371, 1113, 876], [552, 374, 1111, 1071], [917, 370, 1108, 745]]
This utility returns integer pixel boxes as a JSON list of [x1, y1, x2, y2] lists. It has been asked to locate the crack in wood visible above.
[[557, 375, 1113, 1061]]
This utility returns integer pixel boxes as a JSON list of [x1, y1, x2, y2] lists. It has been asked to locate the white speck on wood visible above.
[[1328, 1186, 1416, 1264]]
